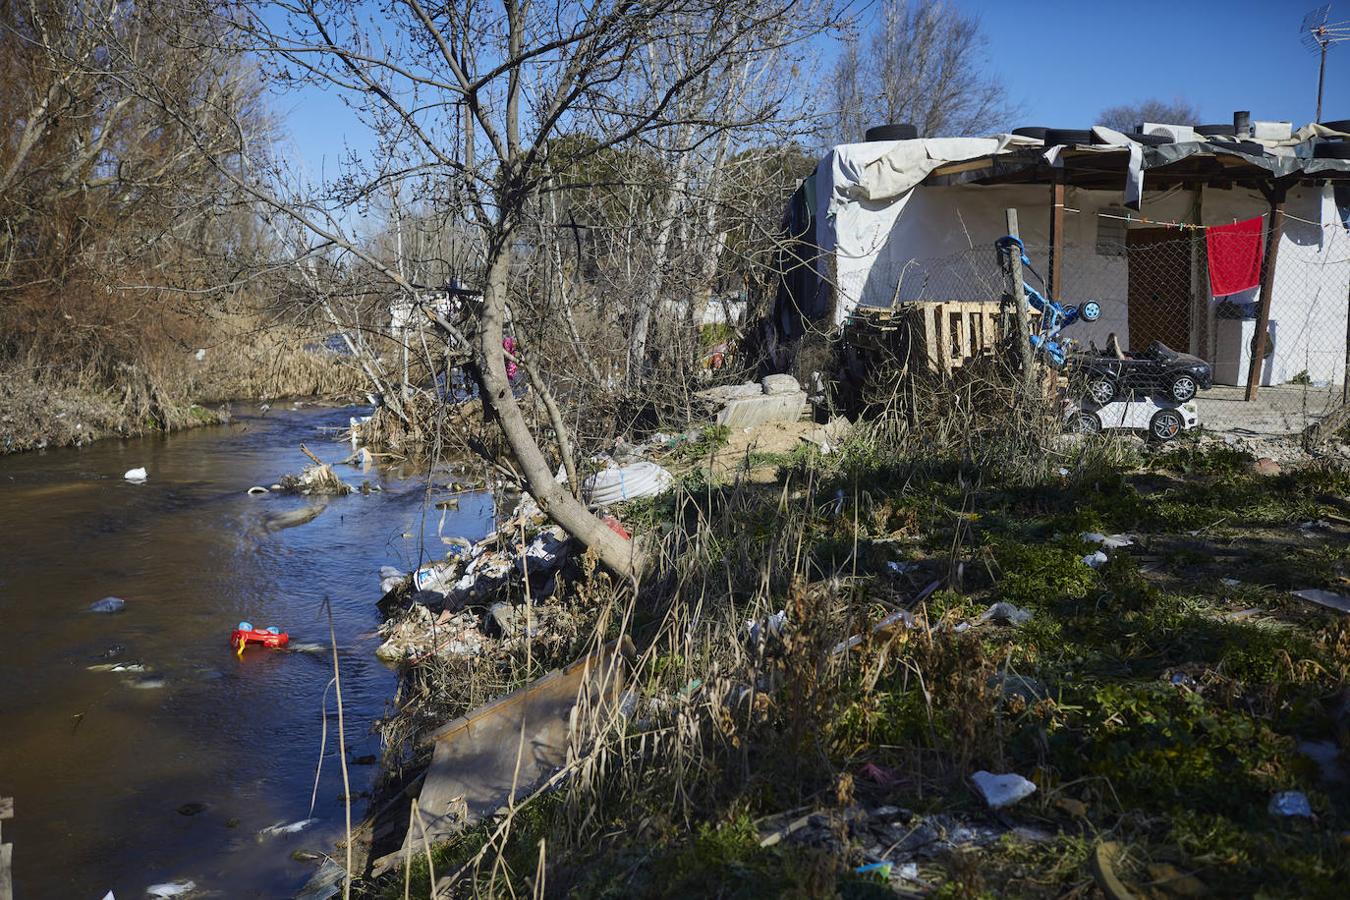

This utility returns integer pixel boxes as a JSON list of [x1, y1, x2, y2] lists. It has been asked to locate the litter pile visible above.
[[276, 444, 352, 496], [373, 496, 584, 663]]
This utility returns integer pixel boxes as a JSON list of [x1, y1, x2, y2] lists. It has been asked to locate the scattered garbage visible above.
[[124, 467, 148, 483], [1081, 531, 1133, 549], [745, 609, 788, 648], [1081, 550, 1109, 568], [517, 525, 573, 576], [231, 622, 289, 655], [145, 881, 196, 898], [1221, 577, 1242, 587], [886, 560, 919, 576], [376, 606, 483, 661], [277, 445, 351, 496], [379, 565, 406, 594], [261, 503, 328, 532], [258, 817, 319, 838], [1268, 790, 1313, 818], [88, 662, 145, 672], [246, 485, 269, 495], [975, 601, 1032, 627], [1291, 588, 1350, 614], [294, 858, 346, 900], [194, 348, 207, 361], [970, 770, 1037, 809], [582, 460, 673, 507], [89, 596, 126, 614]]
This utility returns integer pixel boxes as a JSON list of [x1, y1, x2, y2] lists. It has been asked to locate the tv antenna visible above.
[[1302, 5, 1350, 122]]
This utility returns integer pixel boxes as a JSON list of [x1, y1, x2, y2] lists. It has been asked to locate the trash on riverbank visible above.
[[277, 444, 351, 496], [89, 596, 126, 613], [145, 880, 196, 898], [246, 485, 269, 495], [124, 467, 147, 483], [262, 503, 328, 532], [1268, 790, 1313, 817], [970, 771, 1037, 809], [974, 601, 1032, 627], [1081, 531, 1133, 549], [258, 817, 318, 838], [582, 460, 672, 507], [375, 605, 484, 661], [1081, 550, 1109, 568], [1292, 588, 1350, 614]]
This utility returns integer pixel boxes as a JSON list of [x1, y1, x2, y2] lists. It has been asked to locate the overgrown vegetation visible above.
[[358, 422, 1350, 898]]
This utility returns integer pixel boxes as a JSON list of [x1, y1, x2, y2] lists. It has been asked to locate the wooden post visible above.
[[1049, 175, 1066, 300], [1244, 188, 1287, 401], [1006, 208, 1036, 392]]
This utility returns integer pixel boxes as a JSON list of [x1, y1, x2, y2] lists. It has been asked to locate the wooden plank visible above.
[[406, 639, 629, 852], [1246, 193, 1286, 401]]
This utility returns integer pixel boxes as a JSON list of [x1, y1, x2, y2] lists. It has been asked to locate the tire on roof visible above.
[[864, 123, 918, 142], [1195, 124, 1236, 136], [1124, 132, 1171, 146], [1313, 141, 1350, 159], [1043, 128, 1093, 146]]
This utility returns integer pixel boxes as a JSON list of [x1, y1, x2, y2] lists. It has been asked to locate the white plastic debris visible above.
[[379, 566, 406, 594], [1267, 790, 1313, 818], [1221, 577, 1242, 587], [124, 467, 148, 483], [886, 561, 919, 575], [971, 770, 1037, 809], [258, 817, 318, 837], [89, 597, 126, 613], [1081, 531, 1133, 549], [246, 485, 269, 495], [194, 348, 207, 361], [582, 460, 672, 507], [146, 881, 196, 898], [976, 602, 1032, 627], [745, 609, 787, 646], [1292, 588, 1350, 614], [1081, 550, 1109, 568]]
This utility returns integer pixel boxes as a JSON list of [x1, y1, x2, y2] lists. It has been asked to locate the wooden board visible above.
[[404, 639, 629, 853]]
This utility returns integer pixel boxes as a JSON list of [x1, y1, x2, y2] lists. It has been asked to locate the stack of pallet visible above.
[[844, 300, 1032, 377]]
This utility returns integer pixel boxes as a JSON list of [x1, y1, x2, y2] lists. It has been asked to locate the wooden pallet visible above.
[[846, 300, 1032, 377]]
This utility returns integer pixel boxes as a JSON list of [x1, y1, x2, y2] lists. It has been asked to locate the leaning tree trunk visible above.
[[477, 240, 643, 581]]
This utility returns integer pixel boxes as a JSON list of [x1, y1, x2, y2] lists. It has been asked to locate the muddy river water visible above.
[[0, 405, 492, 898]]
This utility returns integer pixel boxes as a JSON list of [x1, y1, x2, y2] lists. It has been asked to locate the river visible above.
[[0, 404, 493, 898]]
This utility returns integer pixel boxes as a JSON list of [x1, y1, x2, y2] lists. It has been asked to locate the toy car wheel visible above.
[[1080, 301, 1101, 322], [1150, 409, 1183, 442], [1072, 411, 1102, 434], [1086, 377, 1116, 405], [1169, 374, 1198, 402]]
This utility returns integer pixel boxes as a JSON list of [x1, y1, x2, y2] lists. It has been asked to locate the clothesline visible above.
[[1096, 210, 1349, 233]]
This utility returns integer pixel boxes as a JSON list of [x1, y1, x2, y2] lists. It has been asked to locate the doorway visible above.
[[1126, 227, 1192, 352]]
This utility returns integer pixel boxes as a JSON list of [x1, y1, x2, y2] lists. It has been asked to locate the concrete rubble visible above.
[[698, 374, 809, 430]]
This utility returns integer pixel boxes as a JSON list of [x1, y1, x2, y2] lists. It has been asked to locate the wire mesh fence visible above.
[[837, 221, 1350, 437]]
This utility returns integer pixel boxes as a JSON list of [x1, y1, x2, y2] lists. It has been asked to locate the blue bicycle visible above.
[[995, 236, 1101, 367]]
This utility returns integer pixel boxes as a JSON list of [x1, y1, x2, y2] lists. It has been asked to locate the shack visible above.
[[774, 118, 1350, 406]]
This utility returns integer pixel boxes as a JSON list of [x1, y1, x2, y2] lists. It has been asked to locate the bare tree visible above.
[[1099, 97, 1203, 132], [131, 1, 844, 580], [830, 0, 1010, 142]]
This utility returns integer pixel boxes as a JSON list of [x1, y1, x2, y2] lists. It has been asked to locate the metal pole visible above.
[[1317, 43, 1327, 123], [1006, 208, 1036, 394], [1049, 176, 1065, 301], [1245, 193, 1286, 401]]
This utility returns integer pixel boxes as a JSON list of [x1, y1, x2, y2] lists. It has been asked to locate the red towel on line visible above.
[[1205, 216, 1264, 296]]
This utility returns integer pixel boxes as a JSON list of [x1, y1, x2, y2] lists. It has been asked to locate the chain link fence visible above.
[[837, 222, 1350, 437]]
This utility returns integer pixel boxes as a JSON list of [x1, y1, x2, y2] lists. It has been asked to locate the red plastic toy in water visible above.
[[232, 621, 289, 656]]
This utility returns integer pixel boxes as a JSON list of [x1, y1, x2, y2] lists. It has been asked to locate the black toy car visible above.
[[1073, 341, 1213, 404]]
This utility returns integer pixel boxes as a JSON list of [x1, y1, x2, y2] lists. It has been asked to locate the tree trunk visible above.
[[477, 240, 642, 581]]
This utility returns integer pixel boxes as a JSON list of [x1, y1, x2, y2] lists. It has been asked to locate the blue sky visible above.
[[274, 0, 1345, 178]]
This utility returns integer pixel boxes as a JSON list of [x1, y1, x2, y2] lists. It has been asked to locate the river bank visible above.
[[0, 405, 495, 898], [350, 425, 1350, 898]]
